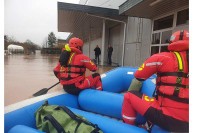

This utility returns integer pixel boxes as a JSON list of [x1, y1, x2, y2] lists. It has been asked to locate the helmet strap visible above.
[[77, 46, 82, 51]]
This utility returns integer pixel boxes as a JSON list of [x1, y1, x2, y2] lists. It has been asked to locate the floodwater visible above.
[[4, 50, 114, 106]]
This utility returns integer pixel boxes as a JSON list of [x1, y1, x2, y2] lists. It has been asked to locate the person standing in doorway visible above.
[[94, 45, 101, 64], [107, 45, 113, 65]]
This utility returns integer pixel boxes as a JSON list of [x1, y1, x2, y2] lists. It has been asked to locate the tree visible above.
[[48, 32, 57, 48], [4, 35, 16, 50], [4, 35, 8, 50], [42, 37, 48, 48], [25, 39, 34, 45], [8, 36, 16, 42], [24, 39, 40, 53]]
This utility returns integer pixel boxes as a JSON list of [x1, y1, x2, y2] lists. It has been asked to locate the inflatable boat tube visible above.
[[101, 67, 156, 94], [79, 89, 123, 119], [5, 93, 79, 133], [101, 67, 138, 92], [6, 99, 148, 133], [78, 74, 156, 119], [5, 67, 168, 133], [8, 125, 44, 133]]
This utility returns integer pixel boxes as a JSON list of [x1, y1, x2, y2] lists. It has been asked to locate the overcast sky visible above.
[[4, 0, 80, 45]]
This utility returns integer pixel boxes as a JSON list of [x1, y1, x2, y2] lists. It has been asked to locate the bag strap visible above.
[[42, 100, 49, 106], [74, 121, 82, 133], [57, 106, 101, 133], [44, 114, 66, 133]]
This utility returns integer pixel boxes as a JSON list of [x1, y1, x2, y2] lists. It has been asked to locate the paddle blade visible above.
[[33, 88, 49, 97]]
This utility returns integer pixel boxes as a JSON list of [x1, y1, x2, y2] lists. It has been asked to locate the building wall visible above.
[[82, 23, 110, 65], [124, 17, 152, 67], [102, 25, 110, 64], [83, 17, 152, 67], [82, 13, 188, 67], [77, 0, 152, 67], [104, 17, 152, 67], [139, 18, 152, 64], [82, 42, 89, 57], [109, 24, 122, 65], [119, 23, 126, 66], [83, 38, 102, 60]]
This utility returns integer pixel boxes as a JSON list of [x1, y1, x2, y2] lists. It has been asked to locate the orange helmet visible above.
[[168, 30, 189, 51], [169, 30, 189, 43], [69, 37, 83, 48]]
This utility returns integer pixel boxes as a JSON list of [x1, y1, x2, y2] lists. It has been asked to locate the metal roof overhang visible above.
[[58, 2, 127, 41], [119, 0, 189, 19]]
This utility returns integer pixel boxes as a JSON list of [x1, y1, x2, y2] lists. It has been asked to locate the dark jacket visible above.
[[108, 47, 113, 55], [94, 47, 101, 55]]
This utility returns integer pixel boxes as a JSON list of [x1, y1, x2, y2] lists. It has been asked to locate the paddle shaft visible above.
[[47, 82, 60, 90], [32, 82, 60, 97]]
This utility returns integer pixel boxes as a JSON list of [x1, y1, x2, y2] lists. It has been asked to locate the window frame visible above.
[[176, 8, 189, 26], [153, 15, 174, 31], [150, 6, 189, 55]]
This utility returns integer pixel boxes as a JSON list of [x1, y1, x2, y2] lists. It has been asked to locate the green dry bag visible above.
[[35, 101, 103, 133]]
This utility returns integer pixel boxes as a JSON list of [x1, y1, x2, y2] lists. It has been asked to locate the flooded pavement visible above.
[[4, 50, 115, 106]]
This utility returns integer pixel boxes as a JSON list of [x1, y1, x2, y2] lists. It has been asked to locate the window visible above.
[[152, 33, 160, 44], [153, 15, 174, 31], [151, 9, 189, 55], [161, 30, 172, 44], [151, 46, 159, 55], [151, 30, 171, 55], [160, 46, 169, 52], [176, 8, 189, 26]]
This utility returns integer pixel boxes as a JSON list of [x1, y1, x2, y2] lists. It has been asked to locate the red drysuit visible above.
[[122, 30, 189, 132], [54, 38, 102, 95]]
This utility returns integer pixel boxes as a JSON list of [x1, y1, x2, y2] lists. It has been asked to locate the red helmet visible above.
[[168, 30, 189, 51], [69, 37, 83, 48]]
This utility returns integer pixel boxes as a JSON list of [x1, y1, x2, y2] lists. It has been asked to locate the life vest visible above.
[[134, 41, 189, 107], [156, 51, 189, 102], [59, 47, 86, 85], [156, 38, 189, 102]]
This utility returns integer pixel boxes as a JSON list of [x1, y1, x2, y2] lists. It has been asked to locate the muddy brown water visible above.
[[4, 50, 115, 106]]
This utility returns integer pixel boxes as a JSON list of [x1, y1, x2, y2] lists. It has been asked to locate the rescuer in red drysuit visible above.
[[54, 37, 102, 95], [122, 30, 189, 132]]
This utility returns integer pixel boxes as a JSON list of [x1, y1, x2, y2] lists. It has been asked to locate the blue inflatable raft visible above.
[[5, 67, 168, 133]]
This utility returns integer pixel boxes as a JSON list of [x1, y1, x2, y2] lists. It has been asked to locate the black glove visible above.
[[91, 59, 97, 66]]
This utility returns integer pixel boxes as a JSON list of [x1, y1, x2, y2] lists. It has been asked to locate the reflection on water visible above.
[[4, 50, 114, 106], [4, 50, 62, 106]]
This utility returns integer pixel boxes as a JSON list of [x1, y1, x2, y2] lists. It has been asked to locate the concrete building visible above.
[[58, 0, 189, 67]]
